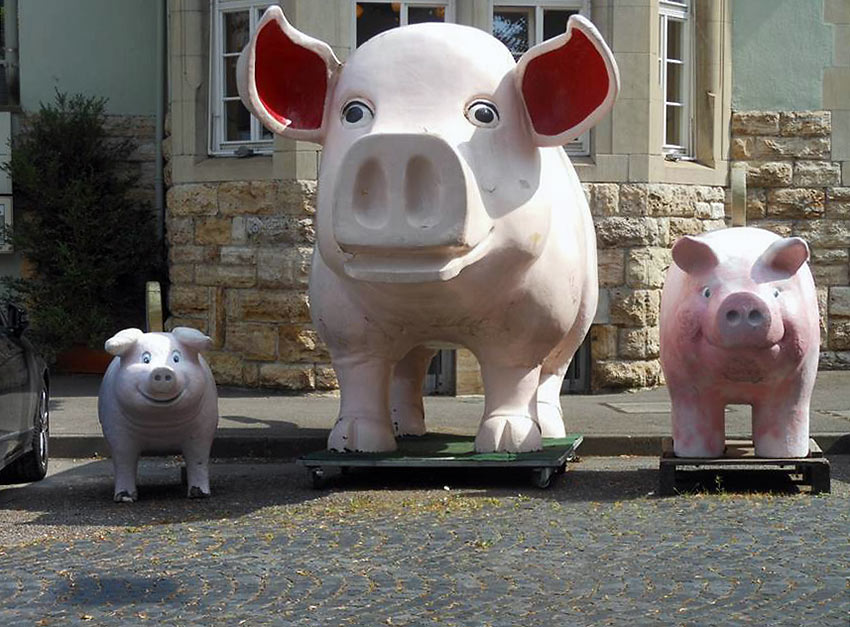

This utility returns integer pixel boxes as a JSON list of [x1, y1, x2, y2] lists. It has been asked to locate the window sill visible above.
[[661, 158, 728, 186]]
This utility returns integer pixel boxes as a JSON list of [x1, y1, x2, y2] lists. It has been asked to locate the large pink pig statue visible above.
[[98, 328, 219, 502], [660, 227, 819, 458], [237, 8, 618, 453]]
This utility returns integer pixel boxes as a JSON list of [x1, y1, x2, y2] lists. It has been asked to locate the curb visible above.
[[49, 433, 850, 460]]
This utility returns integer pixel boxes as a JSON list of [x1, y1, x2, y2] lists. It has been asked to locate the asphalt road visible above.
[[0, 456, 848, 626]]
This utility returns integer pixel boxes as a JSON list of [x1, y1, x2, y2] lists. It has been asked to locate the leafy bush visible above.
[[1, 92, 162, 359]]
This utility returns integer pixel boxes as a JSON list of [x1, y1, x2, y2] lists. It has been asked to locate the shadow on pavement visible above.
[[0, 458, 325, 528], [303, 464, 659, 502]]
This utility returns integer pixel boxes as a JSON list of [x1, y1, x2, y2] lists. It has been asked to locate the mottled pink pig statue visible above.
[[98, 328, 219, 502], [238, 8, 618, 452], [660, 227, 819, 458]]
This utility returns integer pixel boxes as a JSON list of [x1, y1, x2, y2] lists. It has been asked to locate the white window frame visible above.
[[659, 0, 694, 159], [493, 0, 591, 156], [209, 0, 276, 157], [351, 0, 457, 48]]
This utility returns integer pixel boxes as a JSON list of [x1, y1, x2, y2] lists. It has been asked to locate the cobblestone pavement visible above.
[[0, 456, 848, 626]]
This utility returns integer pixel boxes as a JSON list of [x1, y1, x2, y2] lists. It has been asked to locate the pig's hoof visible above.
[[673, 441, 725, 458], [328, 415, 397, 452], [537, 401, 567, 438], [188, 486, 211, 499], [113, 490, 138, 503], [475, 415, 542, 453], [753, 436, 808, 459], [391, 402, 426, 437]]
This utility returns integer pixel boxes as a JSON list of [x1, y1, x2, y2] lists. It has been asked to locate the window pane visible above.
[[666, 18, 684, 61], [666, 62, 683, 103], [224, 56, 240, 98], [224, 11, 250, 54], [665, 105, 683, 147], [356, 3, 400, 47], [543, 9, 577, 41], [409, 6, 446, 24], [225, 100, 252, 142], [494, 10, 532, 59]]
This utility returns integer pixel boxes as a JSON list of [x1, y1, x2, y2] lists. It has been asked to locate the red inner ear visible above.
[[522, 29, 609, 136], [255, 20, 328, 130]]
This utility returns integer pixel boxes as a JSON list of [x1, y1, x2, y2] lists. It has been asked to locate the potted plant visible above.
[[0, 92, 162, 369]]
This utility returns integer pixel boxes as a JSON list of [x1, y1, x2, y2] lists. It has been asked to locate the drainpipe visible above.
[[4, 0, 18, 105], [155, 0, 166, 241]]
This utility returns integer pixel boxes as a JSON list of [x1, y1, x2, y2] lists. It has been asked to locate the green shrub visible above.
[[1, 92, 162, 360]]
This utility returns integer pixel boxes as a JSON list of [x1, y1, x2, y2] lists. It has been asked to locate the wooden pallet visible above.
[[659, 437, 830, 496], [298, 433, 583, 489]]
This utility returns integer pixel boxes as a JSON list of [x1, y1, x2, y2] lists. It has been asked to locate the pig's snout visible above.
[[714, 292, 781, 348], [333, 133, 490, 255], [148, 366, 179, 397]]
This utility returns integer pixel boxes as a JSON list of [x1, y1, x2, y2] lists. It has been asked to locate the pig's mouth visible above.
[[340, 227, 495, 283], [139, 389, 184, 406]]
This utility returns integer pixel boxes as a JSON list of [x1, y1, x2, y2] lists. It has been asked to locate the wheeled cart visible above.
[[298, 433, 583, 489], [659, 437, 830, 496]]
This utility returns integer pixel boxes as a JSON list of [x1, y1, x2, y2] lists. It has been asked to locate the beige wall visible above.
[[165, 0, 736, 391], [168, 0, 732, 188]]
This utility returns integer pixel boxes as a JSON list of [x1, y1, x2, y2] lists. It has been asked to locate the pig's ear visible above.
[[237, 6, 341, 143], [759, 237, 810, 278], [672, 236, 720, 275], [105, 328, 144, 356], [515, 14, 619, 146], [171, 327, 213, 353]]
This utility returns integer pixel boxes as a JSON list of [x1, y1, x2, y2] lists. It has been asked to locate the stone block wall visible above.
[[164, 111, 847, 392], [164, 179, 337, 389], [104, 115, 157, 208], [585, 182, 727, 390], [730, 110, 850, 368]]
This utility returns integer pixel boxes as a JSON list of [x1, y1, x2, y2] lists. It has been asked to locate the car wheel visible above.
[[0, 382, 49, 484]]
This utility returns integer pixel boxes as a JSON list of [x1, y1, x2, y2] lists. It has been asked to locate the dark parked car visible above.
[[0, 302, 49, 484]]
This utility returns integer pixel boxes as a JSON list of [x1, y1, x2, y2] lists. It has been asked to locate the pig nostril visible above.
[[405, 155, 440, 228], [154, 375, 161, 381], [726, 310, 741, 325], [165, 375, 172, 381], [748, 310, 764, 325], [351, 158, 389, 229]]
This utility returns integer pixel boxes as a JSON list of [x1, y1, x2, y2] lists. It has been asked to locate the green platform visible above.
[[298, 433, 583, 488]]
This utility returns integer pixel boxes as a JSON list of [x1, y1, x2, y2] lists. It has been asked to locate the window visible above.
[[209, 0, 274, 157], [659, 0, 693, 158], [493, 1, 591, 156], [0, 0, 19, 107], [354, 1, 455, 47]]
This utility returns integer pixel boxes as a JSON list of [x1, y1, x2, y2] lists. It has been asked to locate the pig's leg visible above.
[[390, 346, 437, 437], [183, 438, 212, 498], [670, 391, 726, 457], [110, 442, 141, 503], [474, 361, 543, 453], [537, 366, 567, 438], [752, 383, 811, 458], [328, 354, 397, 452]]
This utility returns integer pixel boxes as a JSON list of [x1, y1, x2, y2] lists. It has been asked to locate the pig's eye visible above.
[[702, 287, 711, 298], [466, 100, 499, 128], [141, 352, 151, 364], [773, 288, 781, 298], [172, 351, 182, 364], [341, 100, 373, 128]]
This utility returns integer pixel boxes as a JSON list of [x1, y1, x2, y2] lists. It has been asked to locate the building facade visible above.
[[161, 0, 849, 392], [0, 0, 163, 280]]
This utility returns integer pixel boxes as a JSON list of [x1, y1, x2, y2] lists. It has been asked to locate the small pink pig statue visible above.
[[237, 8, 618, 453], [660, 227, 819, 458], [98, 328, 219, 502]]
